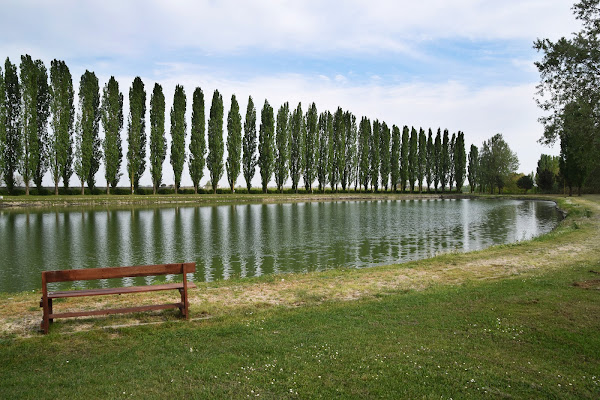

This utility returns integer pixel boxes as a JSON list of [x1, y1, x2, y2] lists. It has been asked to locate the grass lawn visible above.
[[0, 195, 599, 398]]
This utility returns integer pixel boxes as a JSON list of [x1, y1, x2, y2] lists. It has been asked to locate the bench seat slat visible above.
[[49, 303, 183, 319], [48, 282, 197, 298], [43, 262, 196, 283]]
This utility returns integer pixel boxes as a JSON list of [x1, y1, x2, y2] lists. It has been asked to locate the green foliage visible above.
[[0, 65, 4, 184], [226, 94, 242, 192], [242, 96, 257, 192], [448, 132, 456, 191], [101, 77, 123, 193], [425, 129, 434, 191], [479, 133, 519, 194], [49, 59, 74, 194], [343, 111, 357, 191], [274, 102, 289, 192], [408, 127, 417, 192], [18, 55, 40, 194], [468, 144, 479, 193], [149, 83, 166, 194], [358, 117, 371, 191], [317, 111, 331, 192], [170, 84, 186, 193], [440, 129, 449, 192], [2, 58, 20, 193], [379, 121, 391, 191], [33, 60, 50, 191], [560, 100, 594, 196], [303, 102, 318, 192], [207, 90, 224, 194], [433, 128, 441, 192], [536, 154, 560, 192], [330, 107, 344, 191], [417, 128, 426, 192], [454, 131, 467, 192], [290, 102, 304, 192], [258, 99, 275, 193], [390, 125, 400, 192], [126, 77, 146, 193], [74, 70, 101, 194], [400, 126, 409, 192], [370, 119, 380, 191], [189, 87, 206, 194], [516, 174, 534, 193]]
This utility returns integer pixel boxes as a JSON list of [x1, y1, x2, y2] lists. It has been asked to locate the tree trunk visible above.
[[25, 183, 29, 196], [81, 181, 85, 195], [107, 184, 110, 195]]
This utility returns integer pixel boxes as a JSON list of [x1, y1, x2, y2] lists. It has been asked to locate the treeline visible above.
[[1, 55, 481, 196]]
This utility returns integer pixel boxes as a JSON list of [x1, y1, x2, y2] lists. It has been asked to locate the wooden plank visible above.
[[48, 282, 197, 298], [43, 262, 196, 283], [49, 303, 183, 319]]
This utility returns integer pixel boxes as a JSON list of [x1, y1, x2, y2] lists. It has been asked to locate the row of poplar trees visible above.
[[0, 55, 468, 195]]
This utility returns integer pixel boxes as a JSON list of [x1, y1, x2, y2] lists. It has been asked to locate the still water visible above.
[[0, 199, 561, 292]]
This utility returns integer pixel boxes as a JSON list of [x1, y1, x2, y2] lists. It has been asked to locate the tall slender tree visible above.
[[390, 125, 400, 192], [448, 132, 456, 192], [331, 107, 344, 191], [358, 116, 371, 191], [33, 60, 50, 192], [344, 112, 358, 191], [317, 111, 330, 192], [370, 119, 380, 191], [468, 144, 479, 193], [127, 77, 146, 193], [170, 84, 186, 193], [188, 87, 206, 194], [408, 127, 417, 192], [433, 128, 442, 192], [289, 102, 304, 192], [417, 128, 426, 192], [18, 55, 39, 195], [3, 58, 20, 193], [400, 126, 409, 192], [242, 96, 257, 192], [304, 102, 318, 192], [74, 70, 101, 194], [0, 65, 5, 185], [149, 83, 166, 194], [101, 77, 123, 194], [274, 102, 289, 192], [454, 131, 467, 192], [226, 94, 242, 192], [207, 90, 224, 194], [258, 99, 275, 193], [440, 129, 449, 192], [425, 128, 434, 192], [379, 121, 391, 191], [49, 59, 74, 194]]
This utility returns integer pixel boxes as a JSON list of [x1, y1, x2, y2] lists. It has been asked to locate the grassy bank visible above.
[[1, 195, 599, 398]]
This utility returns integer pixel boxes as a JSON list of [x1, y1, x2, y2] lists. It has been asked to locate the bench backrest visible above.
[[42, 263, 196, 283]]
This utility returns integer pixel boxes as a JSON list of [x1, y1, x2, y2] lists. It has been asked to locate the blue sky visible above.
[[0, 0, 579, 188]]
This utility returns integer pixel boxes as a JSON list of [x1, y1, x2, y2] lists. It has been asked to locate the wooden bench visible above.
[[40, 262, 196, 334]]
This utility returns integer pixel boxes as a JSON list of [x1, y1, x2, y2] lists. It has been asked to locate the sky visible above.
[[0, 0, 581, 189]]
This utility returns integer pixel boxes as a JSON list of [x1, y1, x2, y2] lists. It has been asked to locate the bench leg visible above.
[[49, 298, 53, 324], [41, 297, 50, 334]]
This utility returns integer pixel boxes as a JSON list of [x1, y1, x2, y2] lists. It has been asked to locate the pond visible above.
[[0, 198, 562, 292]]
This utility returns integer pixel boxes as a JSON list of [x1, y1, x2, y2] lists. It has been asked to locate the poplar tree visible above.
[[417, 128, 426, 192], [370, 119, 380, 191], [331, 107, 344, 191], [358, 116, 371, 191], [149, 83, 166, 194], [408, 127, 417, 192], [101, 77, 123, 194], [188, 87, 206, 194], [0, 65, 4, 185], [258, 99, 275, 193], [454, 131, 467, 192], [49, 59, 74, 194], [74, 70, 101, 194], [127, 77, 146, 193], [400, 126, 409, 192], [316, 111, 329, 192], [468, 144, 479, 193], [289, 102, 304, 192], [344, 112, 358, 191], [433, 128, 442, 192], [274, 102, 289, 192], [226, 94, 242, 192], [33, 60, 50, 192], [18, 55, 39, 195], [425, 129, 434, 192], [390, 124, 400, 192], [379, 121, 391, 191], [170, 84, 186, 193], [440, 129, 449, 192], [207, 89, 224, 194], [3, 58, 20, 193], [303, 102, 318, 192], [448, 132, 456, 192], [242, 96, 257, 192]]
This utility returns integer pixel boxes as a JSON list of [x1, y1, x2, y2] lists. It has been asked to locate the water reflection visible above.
[[0, 199, 561, 292]]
